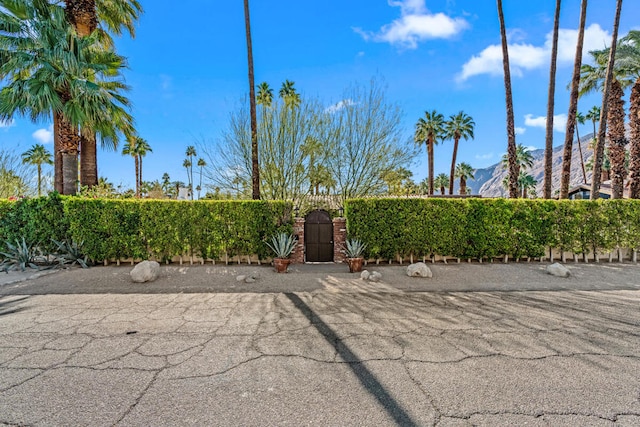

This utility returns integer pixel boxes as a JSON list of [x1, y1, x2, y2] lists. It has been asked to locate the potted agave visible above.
[[266, 232, 296, 273], [345, 238, 366, 273]]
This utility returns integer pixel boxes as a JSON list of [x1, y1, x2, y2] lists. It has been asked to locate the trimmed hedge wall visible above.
[[0, 195, 293, 263], [345, 198, 640, 260]]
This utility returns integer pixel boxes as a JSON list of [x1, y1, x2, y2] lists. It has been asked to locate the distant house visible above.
[[567, 181, 629, 200]]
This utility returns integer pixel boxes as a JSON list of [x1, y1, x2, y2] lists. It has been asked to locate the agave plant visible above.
[[0, 238, 47, 272], [344, 238, 366, 259], [266, 233, 296, 259], [52, 239, 90, 269]]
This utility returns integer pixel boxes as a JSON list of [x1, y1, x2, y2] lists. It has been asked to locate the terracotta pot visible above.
[[273, 257, 291, 273], [347, 257, 364, 273]]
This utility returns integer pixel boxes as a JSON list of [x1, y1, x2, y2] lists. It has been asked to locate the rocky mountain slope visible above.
[[469, 134, 594, 197]]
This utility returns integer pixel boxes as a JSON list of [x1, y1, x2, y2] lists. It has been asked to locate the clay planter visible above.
[[273, 257, 291, 273], [347, 257, 364, 273]]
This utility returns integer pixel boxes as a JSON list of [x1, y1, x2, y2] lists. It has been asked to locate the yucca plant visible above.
[[266, 233, 296, 259], [344, 238, 366, 259], [52, 239, 90, 269], [0, 238, 47, 272]]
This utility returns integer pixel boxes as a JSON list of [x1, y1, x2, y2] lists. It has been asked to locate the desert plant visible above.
[[344, 238, 366, 258], [0, 238, 47, 272], [266, 232, 296, 259], [52, 239, 90, 269]]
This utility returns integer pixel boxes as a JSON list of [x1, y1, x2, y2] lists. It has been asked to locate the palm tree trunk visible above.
[[37, 164, 42, 196], [80, 132, 98, 188], [428, 140, 434, 195], [592, 0, 623, 200], [497, 0, 519, 198], [543, 0, 561, 199], [449, 137, 459, 195], [609, 80, 627, 199], [56, 112, 79, 195], [244, 0, 260, 200], [576, 126, 588, 184], [138, 155, 143, 196], [134, 156, 140, 198], [459, 177, 466, 195], [560, 0, 587, 199], [53, 112, 63, 193], [629, 78, 640, 198]]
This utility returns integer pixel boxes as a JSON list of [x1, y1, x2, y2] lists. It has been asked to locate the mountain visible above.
[[469, 134, 594, 197]]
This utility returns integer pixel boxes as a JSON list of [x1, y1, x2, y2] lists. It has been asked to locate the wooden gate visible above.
[[304, 210, 333, 262]]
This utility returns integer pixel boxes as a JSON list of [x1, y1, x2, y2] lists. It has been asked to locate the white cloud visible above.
[[0, 118, 15, 129], [325, 99, 357, 114], [475, 152, 494, 160], [515, 127, 526, 135], [32, 125, 53, 144], [524, 113, 567, 133], [458, 24, 611, 81], [354, 0, 469, 49]]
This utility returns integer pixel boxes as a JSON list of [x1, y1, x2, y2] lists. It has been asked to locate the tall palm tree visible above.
[[161, 172, 171, 196], [455, 162, 474, 195], [243, 0, 260, 200], [444, 111, 475, 195], [559, 0, 588, 199], [256, 82, 274, 107], [497, 0, 519, 198], [575, 111, 588, 184], [183, 159, 192, 198], [590, 0, 624, 200], [543, 0, 562, 199], [197, 158, 206, 199], [21, 144, 53, 196], [618, 31, 640, 198], [0, 0, 132, 195], [135, 138, 152, 195], [518, 172, 538, 199], [434, 173, 449, 195], [415, 110, 445, 195], [279, 80, 301, 108], [122, 137, 140, 197], [585, 105, 601, 145], [185, 146, 196, 200]]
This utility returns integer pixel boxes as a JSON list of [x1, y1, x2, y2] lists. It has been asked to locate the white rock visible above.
[[236, 275, 247, 282], [245, 276, 256, 283], [369, 271, 382, 282], [360, 270, 370, 280], [407, 262, 433, 278], [546, 263, 570, 278], [130, 261, 160, 283]]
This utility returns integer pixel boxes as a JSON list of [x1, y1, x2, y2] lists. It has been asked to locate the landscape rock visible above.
[[236, 275, 246, 282], [546, 263, 570, 278], [130, 261, 160, 283], [360, 270, 370, 280], [406, 262, 433, 278], [369, 271, 382, 282], [245, 276, 256, 283]]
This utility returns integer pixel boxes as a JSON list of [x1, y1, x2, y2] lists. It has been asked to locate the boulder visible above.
[[130, 261, 160, 283], [369, 271, 382, 282], [236, 275, 247, 282], [360, 270, 370, 280], [546, 263, 570, 278], [407, 262, 433, 278], [245, 276, 256, 283]]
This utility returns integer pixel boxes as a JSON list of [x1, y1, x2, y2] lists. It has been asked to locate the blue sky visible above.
[[1, 0, 639, 191]]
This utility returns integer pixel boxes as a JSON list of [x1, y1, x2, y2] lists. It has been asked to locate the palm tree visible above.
[[444, 112, 475, 195], [518, 172, 538, 198], [183, 159, 192, 197], [502, 144, 534, 172], [0, 0, 132, 195], [21, 144, 53, 196], [135, 138, 152, 195], [197, 158, 206, 199], [279, 80, 301, 108], [415, 110, 445, 195], [585, 105, 601, 145], [434, 173, 449, 195], [256, 82, 274, 107], [122, 137, 140, 197], [185, 146, 196, 200], [497, 0, 519, 198], [244, 0, 260, 200], [575, 111, 588, 184], [161, 172, 171, 196], [618, 31, 640, 198], [590, 0, 624, 199], [455, 163, 474, 195], [543, 0, 562, 199]]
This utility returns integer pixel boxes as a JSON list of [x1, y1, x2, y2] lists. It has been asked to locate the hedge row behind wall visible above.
[[345, 198, 640, 260], [0, 196, 293, 263]]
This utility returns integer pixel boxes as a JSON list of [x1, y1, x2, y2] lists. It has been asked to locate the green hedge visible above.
[[0, 195, 293, 262], [345, 198, 640, 260]]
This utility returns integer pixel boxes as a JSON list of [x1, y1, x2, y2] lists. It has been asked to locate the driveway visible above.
[[0, 263, 639, 426]]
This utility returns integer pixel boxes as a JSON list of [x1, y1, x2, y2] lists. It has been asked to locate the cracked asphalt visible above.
[[0, 263, 639, 426]]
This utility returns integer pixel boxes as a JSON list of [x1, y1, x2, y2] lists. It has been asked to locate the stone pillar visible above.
[[333, 217, 347, 263], [291, 217, 305, 264]]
